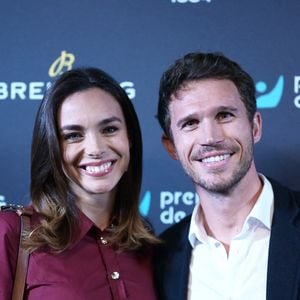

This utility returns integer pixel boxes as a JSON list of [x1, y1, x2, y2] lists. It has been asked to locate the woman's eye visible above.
[[103, 126, 118, 135], [63, 132, 82, 142]]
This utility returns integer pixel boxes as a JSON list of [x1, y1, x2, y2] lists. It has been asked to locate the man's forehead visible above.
[[170, 81, 197, 101], [170, 79, 239, 100]]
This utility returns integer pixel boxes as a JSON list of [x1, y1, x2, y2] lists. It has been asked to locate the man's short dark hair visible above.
[[157, 52, 257, 138]]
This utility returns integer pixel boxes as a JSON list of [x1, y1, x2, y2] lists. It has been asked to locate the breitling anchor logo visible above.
[[48, 50, 75, 77]]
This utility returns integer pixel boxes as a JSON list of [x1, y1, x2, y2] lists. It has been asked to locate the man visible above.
[[154, 52, 300, 300]]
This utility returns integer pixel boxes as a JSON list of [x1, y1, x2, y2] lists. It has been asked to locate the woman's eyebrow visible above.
[[60, 116, 123, 132]]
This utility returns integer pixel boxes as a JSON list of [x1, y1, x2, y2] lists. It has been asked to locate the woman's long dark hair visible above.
[[26, 67, 158, 252]]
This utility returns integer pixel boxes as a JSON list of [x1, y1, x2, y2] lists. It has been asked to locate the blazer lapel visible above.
[[267, 181, 300, 300], [157, 216, 192, 300], [169, 230, 192, 300]]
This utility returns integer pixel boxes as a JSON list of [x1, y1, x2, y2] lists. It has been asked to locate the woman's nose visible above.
[[85, 134, 105, 158]]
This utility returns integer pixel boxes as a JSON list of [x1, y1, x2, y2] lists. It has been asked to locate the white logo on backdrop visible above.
[[293, 76, 300, 108], [171, 0, 211, 3], [0, 51, 136, 101], [160, 191, 199, 224], [0, 195, 7, 206]]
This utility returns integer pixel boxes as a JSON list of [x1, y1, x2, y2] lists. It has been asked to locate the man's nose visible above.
[[197, 120, 224, 146]]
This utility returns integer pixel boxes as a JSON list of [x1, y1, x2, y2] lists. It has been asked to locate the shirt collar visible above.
[[188, 174, 274, 248], [188, 201, 204, 247], [245, 174, 274, 230], [70, 208, 96, 248]]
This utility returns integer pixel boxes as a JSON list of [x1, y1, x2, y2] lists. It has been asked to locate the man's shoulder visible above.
[[154, 216, 192, 299], [158, 215, 191, 246], [269, 178, 300, 203], [155, 215, 192, 266]]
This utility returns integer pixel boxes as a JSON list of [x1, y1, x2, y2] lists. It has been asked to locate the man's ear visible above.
[[161, 134, 178, 160], [252, 112, 262, 144]]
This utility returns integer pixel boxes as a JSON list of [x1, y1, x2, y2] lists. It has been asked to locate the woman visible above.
[[0, 67, 158, 299]]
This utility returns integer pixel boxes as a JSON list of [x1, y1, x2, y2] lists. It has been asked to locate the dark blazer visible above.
[[154, 179, 300, 300]]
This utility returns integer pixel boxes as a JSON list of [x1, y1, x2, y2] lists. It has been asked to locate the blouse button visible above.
[[100, 236, 108, 245], [111, 272, 120, 280]]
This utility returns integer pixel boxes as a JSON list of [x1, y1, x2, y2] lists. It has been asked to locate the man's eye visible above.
[[217, 112, 234, 121], [182, 119, 198, 129]]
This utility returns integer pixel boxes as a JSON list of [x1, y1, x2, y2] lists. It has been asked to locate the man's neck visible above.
[[196, 170, 263, 253]]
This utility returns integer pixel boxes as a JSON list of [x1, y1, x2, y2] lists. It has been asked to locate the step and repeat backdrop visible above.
[[0, 0, 299, 234]]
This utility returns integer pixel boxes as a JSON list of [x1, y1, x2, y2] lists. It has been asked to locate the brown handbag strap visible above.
[[11, 207, 33, 300]]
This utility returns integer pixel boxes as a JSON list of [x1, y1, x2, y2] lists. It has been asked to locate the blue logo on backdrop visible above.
[[256, 75, 284, 108], [139, 191, 151, 217]]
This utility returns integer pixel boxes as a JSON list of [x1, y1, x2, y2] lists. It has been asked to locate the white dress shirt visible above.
[[188, 175, 274, 300]]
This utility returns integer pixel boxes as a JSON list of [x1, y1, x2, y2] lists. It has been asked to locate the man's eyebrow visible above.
[[217, 105, 239, 112], [176, 113, 198, 128]]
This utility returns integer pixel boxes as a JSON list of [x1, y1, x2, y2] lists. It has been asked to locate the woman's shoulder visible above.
[[0, 204, 36, 235], [0, 205, 22, 237]]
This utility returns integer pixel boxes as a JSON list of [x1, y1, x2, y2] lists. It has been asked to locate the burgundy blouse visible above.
[[0, 209, 157, 300]]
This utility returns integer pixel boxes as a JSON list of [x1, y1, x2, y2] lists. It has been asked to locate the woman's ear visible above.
[[161, 134, 178, 160]]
